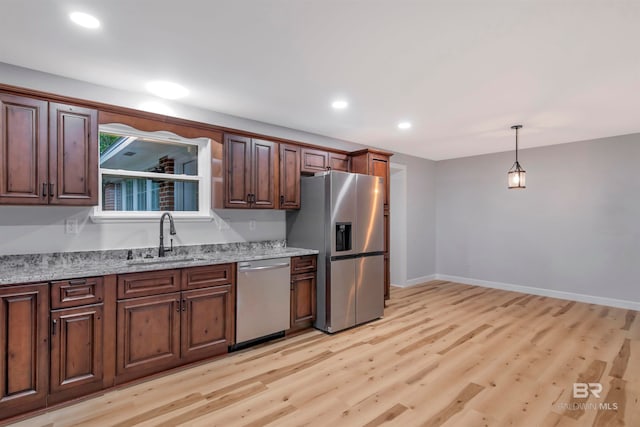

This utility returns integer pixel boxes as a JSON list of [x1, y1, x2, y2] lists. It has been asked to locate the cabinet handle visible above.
[[52, 319, 57, 336], [176, 300, 180, 312], [280, 195, 285, 205], [49, 183, 54, 197], [247, 193, 252, 203], [42, 183, 47, 198], [182, 299, 186, 312]]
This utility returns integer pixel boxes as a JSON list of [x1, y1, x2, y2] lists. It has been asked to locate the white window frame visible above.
[[92, 124, 211, 222]]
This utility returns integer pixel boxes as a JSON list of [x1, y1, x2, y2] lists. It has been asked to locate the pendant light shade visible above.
[[508, 125, 526, 189]]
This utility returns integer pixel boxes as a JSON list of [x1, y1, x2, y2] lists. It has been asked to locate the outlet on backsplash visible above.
[[65, 219, 79, 234], [249, 220, 256, 231]]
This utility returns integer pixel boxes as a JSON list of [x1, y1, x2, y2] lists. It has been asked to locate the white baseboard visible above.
[[393, 274, 438, 288], [434, 274, 640, 311]]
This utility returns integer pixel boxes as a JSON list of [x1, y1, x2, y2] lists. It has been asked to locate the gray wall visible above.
[[390, 153, 437, 283], [436, 134, 640, 303]]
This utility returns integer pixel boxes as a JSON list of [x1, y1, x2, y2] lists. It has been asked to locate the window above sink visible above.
[[93, 124, 212, 221]]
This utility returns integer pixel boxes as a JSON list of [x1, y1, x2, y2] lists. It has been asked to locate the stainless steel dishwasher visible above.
[[235, 257, 291, 346]]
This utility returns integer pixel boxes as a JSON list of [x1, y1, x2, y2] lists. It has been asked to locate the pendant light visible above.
[[508, 125, 526, 189]]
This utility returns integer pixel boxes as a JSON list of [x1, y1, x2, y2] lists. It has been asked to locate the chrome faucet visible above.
[[159, 212, 177, 257]]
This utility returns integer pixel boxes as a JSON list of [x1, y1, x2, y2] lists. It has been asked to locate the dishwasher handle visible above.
[[238, 262, 290, 272]]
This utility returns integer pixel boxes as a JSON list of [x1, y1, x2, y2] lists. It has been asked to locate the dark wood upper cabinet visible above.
[[328, 152, 350, 172], [223, 134, 276, 209], [223, 134, 252, 208], [300, 147, 329, 174], [0, 93, 98, 206], [49, 103, 98, 205], [251, 139, 276, 209], [0, 283, 49, 419], [0, 93, 48, 205], [279, 143, 300, 209]]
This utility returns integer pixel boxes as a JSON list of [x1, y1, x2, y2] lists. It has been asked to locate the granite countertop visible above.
[[0, 241, 318, 286]]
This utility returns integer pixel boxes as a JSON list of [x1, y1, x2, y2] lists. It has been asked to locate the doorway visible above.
[[390, 163, 407, 286]]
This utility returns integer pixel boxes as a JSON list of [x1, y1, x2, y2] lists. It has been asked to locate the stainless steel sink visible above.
[[127, 257, 206, 266]]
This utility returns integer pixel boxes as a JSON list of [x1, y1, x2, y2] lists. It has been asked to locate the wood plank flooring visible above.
[[9, 281, 639, 426]]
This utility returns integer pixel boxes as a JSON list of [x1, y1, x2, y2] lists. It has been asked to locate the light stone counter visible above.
[[0, 241, 318, 286]]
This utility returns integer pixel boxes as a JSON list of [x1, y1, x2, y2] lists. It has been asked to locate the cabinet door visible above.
[[251, 139, 276, 209], [49, 103, 98, 205], [181, 285, 234, 362], [300, 147, 329, 174], [116, 293, 181, 383], [290, 273, 316, 331], [328, 152, 350, 172], [50, 305, 103, 399], [0, 94, 48, 205], [279, 143, 300, 209], [0, 284, 49, 418], [223, 134, 251, 208], [368, 153, 390, 208]]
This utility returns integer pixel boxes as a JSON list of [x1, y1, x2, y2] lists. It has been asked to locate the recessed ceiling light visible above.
[[331, 100, 348, 110], [398, 121, 412, 130], [146, 81, 189, 100], [69, 12, 100, 29]]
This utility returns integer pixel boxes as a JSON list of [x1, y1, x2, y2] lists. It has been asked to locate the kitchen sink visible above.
[[127, 256, 206, 266]]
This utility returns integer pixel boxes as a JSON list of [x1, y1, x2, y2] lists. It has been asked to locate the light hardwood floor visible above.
[[9, 281, 639, 426]]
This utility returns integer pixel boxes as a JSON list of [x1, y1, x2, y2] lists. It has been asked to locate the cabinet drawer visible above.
[[182, 264, 234, 291], [51, 277, 104, 309], [291, 255, 317, 274], [117, 270, 181, 299]]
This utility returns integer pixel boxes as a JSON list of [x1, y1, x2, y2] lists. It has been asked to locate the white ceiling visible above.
[[1, 1, 639, 160]]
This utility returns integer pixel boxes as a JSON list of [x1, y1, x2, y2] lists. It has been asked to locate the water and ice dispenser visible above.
[[335, 222, 352, 252]]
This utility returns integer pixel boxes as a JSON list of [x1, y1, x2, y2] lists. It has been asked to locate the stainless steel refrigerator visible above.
[[286, 171, 385, 333]]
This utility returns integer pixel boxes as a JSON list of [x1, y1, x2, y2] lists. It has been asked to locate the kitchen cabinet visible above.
[[49, 277, 105, 404], [301, 147, 350, 174], [181, 285, 234, 362], [0, 93, 98, 206], [48, 103, 99, 205], [289, 255, 317, 332], [223, 134, 276, 209], [115, 264, 235, 383], [50, 305, 104, 400], [279, 143, 301, 209], [329, 152, 350, 172], [0, 283, 49, 419], [300, 147, 329, 174], [116, 292, 182, 383]]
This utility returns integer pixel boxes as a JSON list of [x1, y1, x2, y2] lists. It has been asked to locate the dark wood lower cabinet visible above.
[[181, 285, 234, 362], [116, 293, 181, 383], [49, 304, 103, 403], [0, 284, 49, 419], [290, 273, 316, 331]]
